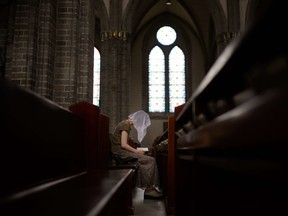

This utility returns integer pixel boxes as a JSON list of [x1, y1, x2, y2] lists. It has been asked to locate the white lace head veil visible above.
[[128, 110, 151, 143]]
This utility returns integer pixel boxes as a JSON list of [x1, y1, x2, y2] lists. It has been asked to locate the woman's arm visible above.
[[121, 131, 145, 154]]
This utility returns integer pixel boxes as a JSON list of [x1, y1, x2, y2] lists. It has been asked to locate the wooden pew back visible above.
[[0, 77, 85, 197], [69, 102, 110, 170], [0, 78, 133, 216]]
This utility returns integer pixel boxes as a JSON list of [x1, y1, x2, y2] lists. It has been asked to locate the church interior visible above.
[[1, 0, 287, 215]]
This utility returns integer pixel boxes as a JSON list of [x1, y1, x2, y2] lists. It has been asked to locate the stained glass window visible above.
[[148, 26, 186, 113], [93, 47, 100, 106], [156, 26, 177, 46], [148, 46, 165, 112], [169, 46, 186, 112]]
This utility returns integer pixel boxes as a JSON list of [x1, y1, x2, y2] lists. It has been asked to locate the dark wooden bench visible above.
[[69, 101, 137, 169], [68, 101, 137, 214], [173, 2, 288, 216], [69, 101, 139, 171], [0, 76, 133, 216], [153, 104, 184, 215]]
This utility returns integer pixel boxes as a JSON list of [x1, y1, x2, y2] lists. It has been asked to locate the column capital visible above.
[[216, 31, 241, 44], [101, 31, 129, 41]]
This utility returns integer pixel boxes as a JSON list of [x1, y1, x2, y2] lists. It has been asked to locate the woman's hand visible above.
[[135, 149, 145, 155]]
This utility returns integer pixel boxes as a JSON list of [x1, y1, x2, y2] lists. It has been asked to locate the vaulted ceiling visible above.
[[130, 0, 212, 38]]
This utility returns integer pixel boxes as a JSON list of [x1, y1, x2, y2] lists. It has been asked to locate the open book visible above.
[[136, 147, 149, 152]]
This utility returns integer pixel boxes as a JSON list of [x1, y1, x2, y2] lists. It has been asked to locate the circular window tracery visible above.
[[156, 26, 177, 46]]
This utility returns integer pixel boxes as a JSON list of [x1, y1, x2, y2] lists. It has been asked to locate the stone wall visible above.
[[0, 0, 95, 107]]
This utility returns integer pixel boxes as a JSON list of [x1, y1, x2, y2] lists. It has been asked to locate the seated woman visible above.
[[111, 110, 163, 199]]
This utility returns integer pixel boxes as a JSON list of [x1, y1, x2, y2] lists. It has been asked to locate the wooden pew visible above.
[[153, 104, 184, 215], [68, 101, 136, 214], [68, 101, 133, 168], [0, 77, 133, 216], [69, 102, 105, 170], [0, 169, 133, 216], [69, 101, 139, 172], [173, 1, 288, 216]]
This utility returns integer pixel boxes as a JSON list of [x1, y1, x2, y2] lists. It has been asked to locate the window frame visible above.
[[144, 24, 189, 118]]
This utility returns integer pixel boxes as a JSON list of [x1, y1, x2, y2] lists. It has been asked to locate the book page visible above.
[[137, 147, 149, 151]]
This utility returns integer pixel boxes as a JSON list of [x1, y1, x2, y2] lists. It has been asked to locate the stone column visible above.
[[99, 0, 131, 132], [76, 0, 95, 103], [54, 0, 95, 107], [100, 30, 131, 132], [36, 0, 57, 100], [5, 0, 40, 90]]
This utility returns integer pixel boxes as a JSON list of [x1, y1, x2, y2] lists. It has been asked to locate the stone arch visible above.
[[94, 18, 101, 49], [245, 0, 261, 26], [205, 0, 229, 56], [227, 0, 240, 32], [206, 0, 227, 35], [95, 0, 109, 31], [121, 0, 140, 32]]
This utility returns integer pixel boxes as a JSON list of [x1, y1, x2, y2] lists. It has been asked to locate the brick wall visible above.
[[5, 0, 40, 89], [0, 4, 10, 75], [2, 0, 95, 108], [36, 0, 57, 100]]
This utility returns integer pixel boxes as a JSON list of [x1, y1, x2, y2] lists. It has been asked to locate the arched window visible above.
[[93, 47, 100, 106], [148, 26, 186, 113], [169, 46, 185, 112], [148, 46, 165, 112]]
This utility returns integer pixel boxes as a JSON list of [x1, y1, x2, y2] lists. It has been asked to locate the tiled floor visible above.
[[131, 187, 168, 216]]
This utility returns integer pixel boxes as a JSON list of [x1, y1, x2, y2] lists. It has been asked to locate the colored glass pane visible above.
[[169, 86, 186, 97], [169, 46, 185, 112], [149, 72, 165, 84], [93, 47, 100, 106], [148, 46, 165, 112], [149, 85, 165, 97], [169, 72, 185, 84], [149, 98, 165, 112], [156, 26, 177, 46]]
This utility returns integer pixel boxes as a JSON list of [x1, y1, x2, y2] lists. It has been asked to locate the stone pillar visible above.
[[76, 0, 95, 104], [36, 0, 57, 100], [54, 0, 95, 107], [5, 0, 40, 90], [3, 0, 95, 107], [100, 31, 131, 132], [98, 0, 131, 132]]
